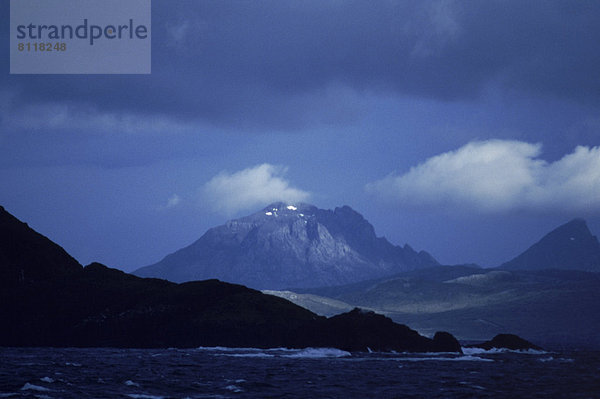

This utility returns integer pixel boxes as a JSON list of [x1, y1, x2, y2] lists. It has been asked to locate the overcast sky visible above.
[[2, 1, 600, 271]]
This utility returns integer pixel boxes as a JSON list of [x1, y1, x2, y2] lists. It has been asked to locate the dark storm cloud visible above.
[[3, 1, 600, 129]]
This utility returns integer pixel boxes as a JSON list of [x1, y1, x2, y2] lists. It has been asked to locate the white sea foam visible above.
[[538, 356, 573, 363], [198, 346, 351, 359], [124, 380, 140, 387], [225, 385, 243, 393], [216, 352, 275, 358], [282, 348, 351, 358], [196, 346, 265, 352], [39, 377, 54, 383], [20, 383, 50, 392], [265, 347, 301, 352], [459, 381, 486, 390], [462, 347, 547, 355]]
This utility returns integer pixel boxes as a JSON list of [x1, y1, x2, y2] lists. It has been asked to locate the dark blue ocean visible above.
[[1, 346, 599, 398]]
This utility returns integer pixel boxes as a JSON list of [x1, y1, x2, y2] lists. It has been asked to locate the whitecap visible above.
[[282, 347, 351, 358], [196, 346, 264, 352], [265, 347, 300, 353], [39, 377, 54, 383], [462, 347, 547, 355], [198, 346, 352, 359], [225, 385, 243, 393], [538, 356, 573, 363], [215, 352, 275, 358], [461, 347, 489, 355], [21, 383, 50, 392], [124, 380, 140, 387], [459, 381, 486, 390]]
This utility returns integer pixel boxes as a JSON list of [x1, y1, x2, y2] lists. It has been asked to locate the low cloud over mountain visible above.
[[201, 164, 311, 215]]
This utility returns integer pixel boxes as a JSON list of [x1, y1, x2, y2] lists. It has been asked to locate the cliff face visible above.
[[0, 205, 459, 353], [135, 203, 437, 289]]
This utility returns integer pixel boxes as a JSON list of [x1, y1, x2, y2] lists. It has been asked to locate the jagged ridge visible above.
[[134, 202, 438, 289]]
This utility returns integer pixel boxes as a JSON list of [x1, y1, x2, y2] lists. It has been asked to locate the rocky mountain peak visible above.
[[261, 202, 317, 214], [501, 218, 600, 272], [134, 203, 438, 289]]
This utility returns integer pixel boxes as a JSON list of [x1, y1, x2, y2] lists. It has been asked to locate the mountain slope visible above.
[[271, 265, 600, 348], [0, 205, 82, 284], [134, 202, 437, 289], [500, 218, 600, 272], [0, 205, 460, 352], [281, 219, 599, 348]]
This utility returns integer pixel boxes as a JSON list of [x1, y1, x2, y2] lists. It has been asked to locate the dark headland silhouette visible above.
[[7, 202, 600, 349], [0, 205, 462, 352]]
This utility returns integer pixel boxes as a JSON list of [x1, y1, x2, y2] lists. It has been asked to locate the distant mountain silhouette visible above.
[[134, 203, 437, 289], [500, 218, 600, 272], [271, 266, 600, 348], [468, 334, 542, 351], [265, 217, 600, 348], [0, 205, 460, 352], [265, 220, 600, 348]]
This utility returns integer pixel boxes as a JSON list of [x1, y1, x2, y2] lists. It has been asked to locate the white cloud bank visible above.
[[366, 140, 600, 213], [202, 164, 310, 214]]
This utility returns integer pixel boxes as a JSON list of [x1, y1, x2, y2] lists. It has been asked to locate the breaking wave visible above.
[[462, 347, 548, 355], [199, 346, 351, 359], [282, 348, 351, 358]]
